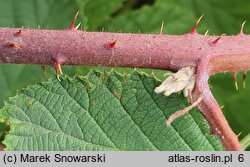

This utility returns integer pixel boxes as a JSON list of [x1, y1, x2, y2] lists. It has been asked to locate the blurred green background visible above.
[[0, 0, 250, 149]]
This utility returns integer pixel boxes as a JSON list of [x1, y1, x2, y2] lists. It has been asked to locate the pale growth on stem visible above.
[[154, 66, 196, 97]]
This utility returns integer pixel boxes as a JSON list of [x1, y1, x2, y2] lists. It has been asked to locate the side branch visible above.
[[194, 55, 243, 150]]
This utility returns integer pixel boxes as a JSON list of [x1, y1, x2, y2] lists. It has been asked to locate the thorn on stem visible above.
[[69, 11, 80, 30], [106, 39, 117, 48], [159, 21, 164, 35], [52, 62, 63, 81], [190, 14, 204, 34], [230, 72, 238, 90], [75, 22, 81, 30], [234, 80, 238, 90], [58, 64, 63, 75], [41, 65, 47, 78], [204, 29, 209, 36], [243, 72, 247, 88], [166, 95, 204, 126], [237, 132, 241, 138], [239, 21, 246, 35], [52, 53, 65, 81], [4, 42, 21, 48], [211, 34, 225, 45], [14, 30, 22, 37]]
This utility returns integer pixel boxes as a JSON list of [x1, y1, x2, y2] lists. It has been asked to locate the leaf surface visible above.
[[0, 71, 223, 150], [76, 0, 125, 30]]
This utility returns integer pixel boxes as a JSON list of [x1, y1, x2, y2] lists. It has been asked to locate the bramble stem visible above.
[[1, 28, 250, 150]]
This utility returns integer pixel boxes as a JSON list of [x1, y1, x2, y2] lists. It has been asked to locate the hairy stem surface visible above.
[[1, 28, 250, 150]]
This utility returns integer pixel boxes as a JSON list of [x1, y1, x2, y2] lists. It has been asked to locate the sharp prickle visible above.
[[230, 72, 239, 90], [243, 72, 247, 88], [160, 21, 164, 35], [69, 11, 80, 30], [190, 14, 204, 34], [239, 21, 246, 35]]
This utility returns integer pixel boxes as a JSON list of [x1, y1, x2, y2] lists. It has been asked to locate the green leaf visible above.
[[0, 65, 45, 108], [0, 71, 223, 150], [102, 0, 250, 34], [102, 0, 197, 34], [160, 0, 250, 34], [0, 0, 79, 29], [76, 0, 125, 30], [0, 65, 79, 108]]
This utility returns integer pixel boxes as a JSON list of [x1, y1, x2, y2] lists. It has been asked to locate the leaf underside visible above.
[[0, 70, 223, 151]]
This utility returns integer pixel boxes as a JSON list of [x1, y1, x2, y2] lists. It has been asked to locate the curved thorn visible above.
[[4, 42, 21, 48], [58, 64, 63, 75], [211, 34, 225, 45], [243, 72, 247, 88], [56, 74, 61, 81], [237, 132, 242, 138], [204, 29, 209, 36], [14, 29, 22, 37], [75, 22, 81, 30], [52, 62, 63, 81], [239, 21, 246, 35], [230, 72, 238, 90], [54, 66, 59, 80], [234, 80, 238, 90], [69, 11, 79, 30], [107, 39, 117, 48], [160, 21, 164, 35], [190, 14, 204, 34], [41, 65, 47, 78]]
